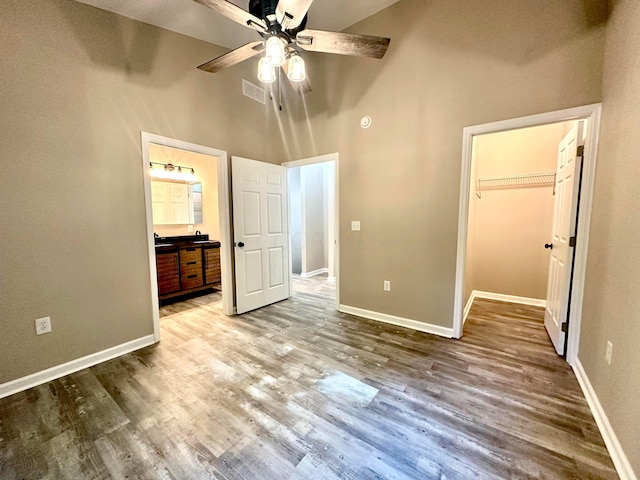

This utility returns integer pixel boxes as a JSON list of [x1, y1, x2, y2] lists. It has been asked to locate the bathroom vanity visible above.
[[154, 234, 221, 301]]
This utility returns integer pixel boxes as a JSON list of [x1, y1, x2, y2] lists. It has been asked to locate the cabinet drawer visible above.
[[180, 258, 202, 269], [180, 265, 202, 278], [181, 273, 203, 290], [180, 247, 202, 263]]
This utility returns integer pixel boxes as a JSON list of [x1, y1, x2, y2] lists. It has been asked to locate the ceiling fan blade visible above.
[[276, 0, 314, 30], [281, 62, 312, 94], [197, 41, 265, 73], [296, 29, 390, 59], [192, 0, 267, 32]]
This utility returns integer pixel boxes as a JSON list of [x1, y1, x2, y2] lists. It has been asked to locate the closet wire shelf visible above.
[[476, 172, 556, 198]]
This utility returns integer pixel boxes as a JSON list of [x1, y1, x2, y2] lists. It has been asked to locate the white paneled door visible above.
[[232, 157, 290, 314], [544, 123, 584, 355]]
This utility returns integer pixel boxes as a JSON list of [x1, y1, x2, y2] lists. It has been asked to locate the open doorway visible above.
[[462, 121, 580, 336], [141, 133, 234, 342], [283, 153, 339, 308], [453, 104, 602, 365]]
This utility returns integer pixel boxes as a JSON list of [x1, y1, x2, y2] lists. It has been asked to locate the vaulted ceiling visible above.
[[75, 0, 401, 49]]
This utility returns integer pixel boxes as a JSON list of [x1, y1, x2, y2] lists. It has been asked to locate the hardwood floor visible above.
[[0, 277, 618, 479]]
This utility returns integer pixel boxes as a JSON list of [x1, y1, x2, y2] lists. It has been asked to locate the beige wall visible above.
[[0, 0, 284, 384], [579, 0, 640, 475], [465, 123, 574, 301], [149, 145, 220, 240], [283, 0, 605, 326]]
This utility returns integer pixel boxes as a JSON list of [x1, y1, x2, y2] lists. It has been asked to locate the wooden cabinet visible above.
[[156, 251, 180, 295], [156, 242, 221, 302], [204, 246, 221, 285], [179, 247, 204, 290]]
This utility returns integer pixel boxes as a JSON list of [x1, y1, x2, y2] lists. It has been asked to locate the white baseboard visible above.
[[327, 276, 336, 284], [301, 268, 329, 278], [0, 335, 156, 400], [339, 305, 454, 338], [472, 290, 546, 308], [573, 359, 637, 480], [463, 292, 476, 325]]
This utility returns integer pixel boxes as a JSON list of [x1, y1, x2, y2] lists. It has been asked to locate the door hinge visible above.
[[577, 145, 585, 157], [561, 322, 568, 333], [569, 236, 576, 247]]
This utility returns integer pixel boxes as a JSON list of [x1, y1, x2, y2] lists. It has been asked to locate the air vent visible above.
[[242, 79, 266, 105]]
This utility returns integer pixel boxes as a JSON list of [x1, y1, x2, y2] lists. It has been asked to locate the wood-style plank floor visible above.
[[0, 276, 618, 479]]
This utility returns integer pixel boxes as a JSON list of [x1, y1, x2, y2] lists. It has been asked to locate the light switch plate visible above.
[[351, 221, 361, 231]]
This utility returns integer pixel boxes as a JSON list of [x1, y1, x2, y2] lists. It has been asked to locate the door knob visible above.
[[237, 242, 245, 248], [545, 243, 553, 250]]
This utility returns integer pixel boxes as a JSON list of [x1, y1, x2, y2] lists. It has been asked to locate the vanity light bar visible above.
[[149, 162, 196, 181]]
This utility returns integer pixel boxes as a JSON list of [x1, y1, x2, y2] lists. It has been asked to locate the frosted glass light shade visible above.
[[257, 57, 276, 83], [287, 55, 306, 82], [265, 36, 286, 67]]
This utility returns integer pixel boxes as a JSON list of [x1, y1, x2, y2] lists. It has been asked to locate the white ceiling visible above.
[[75, 0, 400, 49]]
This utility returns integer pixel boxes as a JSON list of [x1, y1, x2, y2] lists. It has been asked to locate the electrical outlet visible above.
[[384, 280, 391, 291], [35, 316, 52, 335], [188, 224, 194, 233], [605, 341, 613, 365], [351, 221, 361, 231]]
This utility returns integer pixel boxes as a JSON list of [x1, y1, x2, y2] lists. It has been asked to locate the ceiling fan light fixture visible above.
[[287, 54, 306, 82], [257, 56, 276, 83], [265, 36, 287, 67]]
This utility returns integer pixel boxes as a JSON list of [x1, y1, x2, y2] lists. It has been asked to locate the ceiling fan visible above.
[[193, 0, 391, 93]]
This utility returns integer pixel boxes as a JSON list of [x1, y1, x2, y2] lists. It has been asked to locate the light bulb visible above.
[[287, 54, 306, 82], [257, 56, 276, 83], [265, 36, 286, 67]]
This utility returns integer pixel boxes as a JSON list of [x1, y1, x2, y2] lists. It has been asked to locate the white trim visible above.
[[301, 267, 329, 278], [472, 290, 546, 307], [327, 276, 336, 284], [339, 305, 454, 338], [283, 153, 340, 310], [573, 360, 638, 480], [140, 132, 234, 343], [0, 335, 155, 399], [463, 291, 476, 324], [565, 107, 601, 364], [282, 153, 337, 168], [453, 104, 602, 366]]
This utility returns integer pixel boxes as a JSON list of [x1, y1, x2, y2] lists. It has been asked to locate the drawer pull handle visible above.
[[187, 274, 198, 279], [186, 248, 196, 252], [187, 261, 197, 265]]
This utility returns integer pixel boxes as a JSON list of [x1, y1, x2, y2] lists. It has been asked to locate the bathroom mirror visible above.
[[151, 180, 202, 225]]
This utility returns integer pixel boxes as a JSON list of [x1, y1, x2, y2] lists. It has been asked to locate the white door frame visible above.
[[452, 104, 602, 366], [282, 153, 340, 309], [141, 132, 234, 342]]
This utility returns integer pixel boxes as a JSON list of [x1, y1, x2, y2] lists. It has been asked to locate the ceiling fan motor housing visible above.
[[249, 0, 307, 36], [249, 0, 276, 19]]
